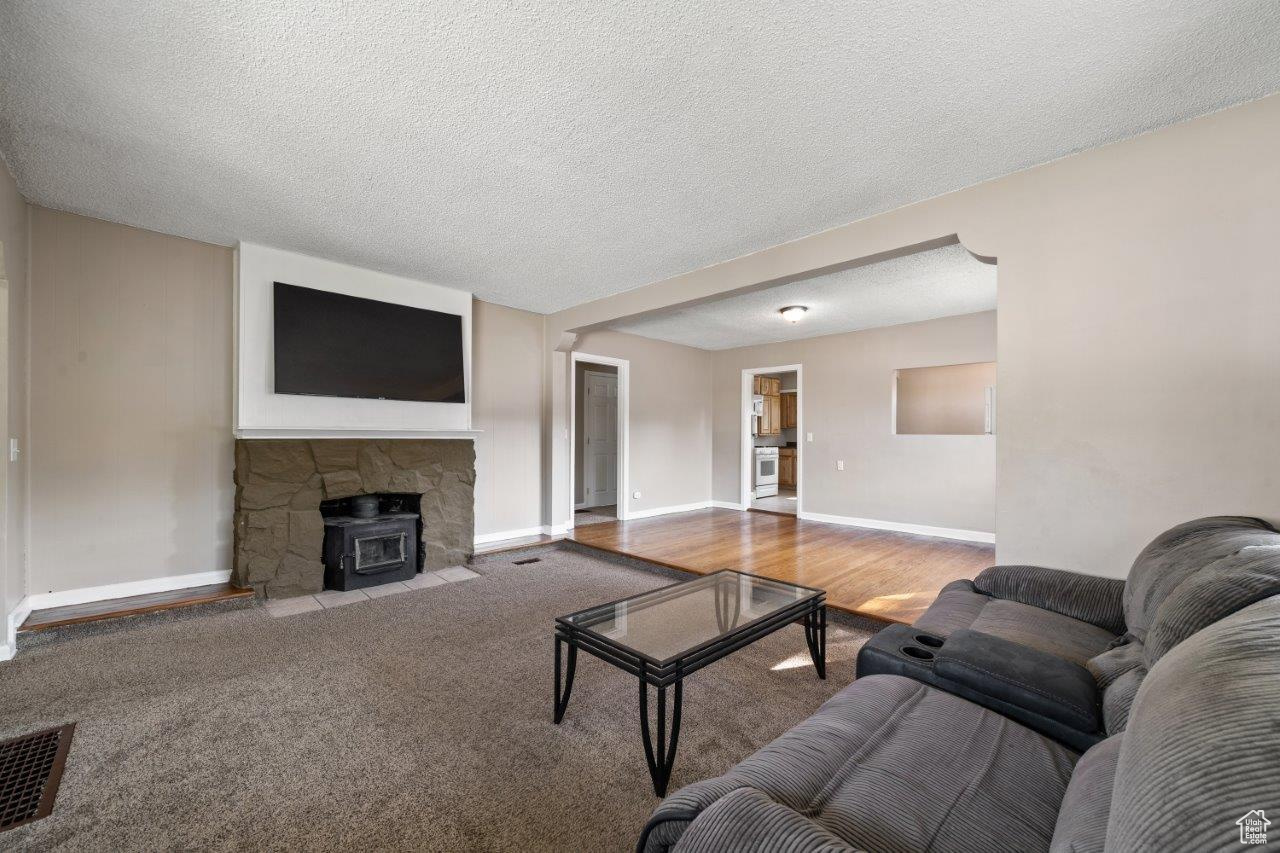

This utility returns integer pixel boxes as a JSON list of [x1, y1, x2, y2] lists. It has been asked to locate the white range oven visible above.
[[753, 446, 779, 498]]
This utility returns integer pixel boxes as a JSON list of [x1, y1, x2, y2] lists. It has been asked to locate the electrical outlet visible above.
[[837, 460, 844, 471]]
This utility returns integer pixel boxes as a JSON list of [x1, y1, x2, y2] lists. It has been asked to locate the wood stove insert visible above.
[[320, 494, 422, 591]]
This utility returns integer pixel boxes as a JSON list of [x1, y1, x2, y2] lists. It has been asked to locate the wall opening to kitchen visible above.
[[894, 362, 996, 435]]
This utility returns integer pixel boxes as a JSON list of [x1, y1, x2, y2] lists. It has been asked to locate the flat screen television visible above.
[[273, 282, 466, 403]]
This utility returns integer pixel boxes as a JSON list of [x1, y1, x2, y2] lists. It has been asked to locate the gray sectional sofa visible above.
[[914, 516, 1280, 736], [640, 516, 1280, 852]]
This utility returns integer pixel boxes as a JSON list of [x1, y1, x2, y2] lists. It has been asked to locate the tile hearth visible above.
[[263, 567, 480, 618]]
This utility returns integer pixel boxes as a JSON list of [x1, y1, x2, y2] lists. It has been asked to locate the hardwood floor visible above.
[[20, 583, 255, 633], [568, 508, 994, 624]]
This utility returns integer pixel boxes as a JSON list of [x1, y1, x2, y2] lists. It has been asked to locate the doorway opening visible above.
[[741, 364, 802, 516], [570, 353, 629, 528]]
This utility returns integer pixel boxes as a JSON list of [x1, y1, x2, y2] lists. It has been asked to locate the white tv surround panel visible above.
[[235, 242, 476, 438]]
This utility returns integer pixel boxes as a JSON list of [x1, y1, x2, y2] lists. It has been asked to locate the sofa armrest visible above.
[[637, 778, 741, 853], [651, 787, 862, 853], [935, 629, 1102, 735], [973, 564, 1126, 634]]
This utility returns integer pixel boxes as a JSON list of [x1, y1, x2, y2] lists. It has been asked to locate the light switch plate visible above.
[[8, 438, 17, 462], [807, 432, 814, 442]]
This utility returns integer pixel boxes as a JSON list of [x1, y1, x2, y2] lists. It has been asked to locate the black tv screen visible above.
[[273, 282, 465, 403]]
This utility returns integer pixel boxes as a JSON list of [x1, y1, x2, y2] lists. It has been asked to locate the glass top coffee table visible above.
[[554, 570, 826, 796]]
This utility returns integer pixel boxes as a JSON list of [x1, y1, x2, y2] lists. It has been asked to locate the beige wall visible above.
[[472, 300, 545, 537], [896, 361, 996, 436], [29, 208, 235, 593], [549, 94, 1280, 577], [0, 160, 29, 634], [573, 360, 617, 505], [713, 312, 997, 534], [573, 329, 712, 515], [25, 210, 545, 590]]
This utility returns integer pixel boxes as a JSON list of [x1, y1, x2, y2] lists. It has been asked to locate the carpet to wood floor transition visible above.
[[0, 547, 877, 852]]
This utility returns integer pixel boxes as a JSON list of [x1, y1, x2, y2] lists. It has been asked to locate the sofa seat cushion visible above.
[[970, 600, 1116, 665], [642, 674, 1079, 853], [1048, 734, 1123, 853], [914, 582, 1117, 666], [913, 580, 992, 636]]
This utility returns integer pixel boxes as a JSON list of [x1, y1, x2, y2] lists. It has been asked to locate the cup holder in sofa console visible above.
[[856, 624, 941, 679]]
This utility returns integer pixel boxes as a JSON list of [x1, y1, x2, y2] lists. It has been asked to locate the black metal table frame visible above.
[[553, 571, 827, 797]]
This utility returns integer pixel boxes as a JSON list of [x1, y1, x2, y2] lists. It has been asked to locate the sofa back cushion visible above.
[[1142, 542, 1280, 663], [1122, 516, 1278, 643], [1091, 518, 1280, 735], [1105, 594, 1280, 852]]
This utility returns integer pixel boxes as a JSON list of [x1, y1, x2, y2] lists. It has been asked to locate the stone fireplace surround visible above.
[[233, 439, 475, 597]]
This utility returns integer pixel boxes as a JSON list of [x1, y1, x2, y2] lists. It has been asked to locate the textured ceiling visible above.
[[2, 3, 1279, 313], [609, 243, 995, 350]]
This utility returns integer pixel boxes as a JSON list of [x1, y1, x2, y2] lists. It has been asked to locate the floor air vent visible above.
[[513, 558, 542, 565], [0, 723, 74, 832]]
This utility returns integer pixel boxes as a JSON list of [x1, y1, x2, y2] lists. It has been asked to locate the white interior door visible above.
[[584, 371, 618, 507]]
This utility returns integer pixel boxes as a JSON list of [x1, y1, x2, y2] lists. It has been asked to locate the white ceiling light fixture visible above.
[[780, 305, 809, 323]]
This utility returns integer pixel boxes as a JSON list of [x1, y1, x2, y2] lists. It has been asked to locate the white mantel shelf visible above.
[[235, 428, 483, 440]]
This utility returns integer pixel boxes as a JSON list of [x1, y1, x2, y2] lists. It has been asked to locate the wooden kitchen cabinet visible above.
[[753, 377, 785, 436], [781, 393, 797, 429], [779, 447, 796, 487], [753, 376, 781, 395], [759, 393, 781, 435]]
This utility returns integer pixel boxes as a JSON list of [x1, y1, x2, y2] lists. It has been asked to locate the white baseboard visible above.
[[480, 505, 717, 543], [625, 501, 713, 520], [24, 569, 234, 612], [10, 595, 32, 633], [797, 510, 995, 543], [474, 526, 546, 546], [2, 595, 34, 662], [711, 500, 747, 511]]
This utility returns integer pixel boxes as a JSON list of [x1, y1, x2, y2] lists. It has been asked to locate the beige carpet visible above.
[[0, 548, 875, 851]]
